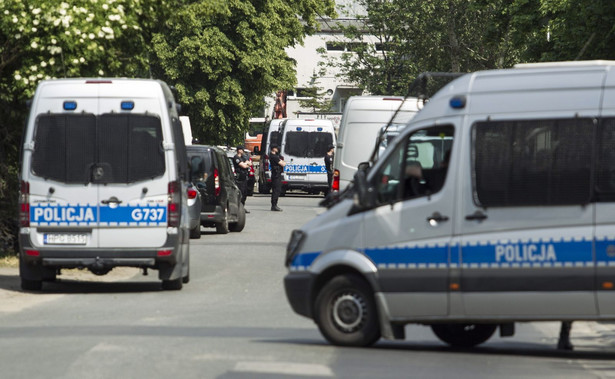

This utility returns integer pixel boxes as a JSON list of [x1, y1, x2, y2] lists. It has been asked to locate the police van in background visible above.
[[284, 61, 615, 348], [279, 119, 336, 195], [19, 78, 191, 291], [258, 118, 285, 194], [332, 96, 421, 193]]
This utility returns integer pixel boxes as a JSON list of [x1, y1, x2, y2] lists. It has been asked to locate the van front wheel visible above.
[[431, 323, 496, 348], [314, 274, 381, 347]]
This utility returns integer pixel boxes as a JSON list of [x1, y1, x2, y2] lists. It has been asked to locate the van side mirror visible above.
[[353, 168, 375, 209], [357, 161, 371, 173]]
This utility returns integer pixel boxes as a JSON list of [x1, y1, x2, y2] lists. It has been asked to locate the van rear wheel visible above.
[[229, 203, 246, 232], [216, 205, 230, 234], [431, 323, 496, 347], [314, 274, 381, 347]]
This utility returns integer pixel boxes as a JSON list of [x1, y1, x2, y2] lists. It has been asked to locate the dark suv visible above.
[[187, 145, 246, 234]]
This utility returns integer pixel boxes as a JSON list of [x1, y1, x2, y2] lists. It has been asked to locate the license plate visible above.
[[288, 175, 306, 180], [44, 233, 88, 245]]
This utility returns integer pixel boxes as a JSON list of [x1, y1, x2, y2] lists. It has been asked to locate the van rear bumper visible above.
[[284, 182, 329, 192], [19, 234, 179, 269]]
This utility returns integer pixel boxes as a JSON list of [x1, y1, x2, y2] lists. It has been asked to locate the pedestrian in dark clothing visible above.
[[558, 321, 573, 350], [324, 144, 335, 195], [232, 146, 252, 213], [269, 144, 285, 211]]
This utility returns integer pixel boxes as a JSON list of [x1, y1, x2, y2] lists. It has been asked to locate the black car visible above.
[[187, 145, 246, 234]]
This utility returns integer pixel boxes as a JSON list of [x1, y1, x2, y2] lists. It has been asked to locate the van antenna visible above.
[[367, 72, 464, 164]]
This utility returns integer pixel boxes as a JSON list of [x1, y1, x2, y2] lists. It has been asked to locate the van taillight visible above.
[[187, 188, 198, 200], [214, 168, 221, 196], [19, 181, 30, 227], [332, 170, 340, 192], [263, 155, 269, 171], [168, 181, 181, 227]]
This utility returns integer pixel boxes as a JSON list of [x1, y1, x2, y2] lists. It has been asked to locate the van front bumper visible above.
[[284, 271, 315, 319]]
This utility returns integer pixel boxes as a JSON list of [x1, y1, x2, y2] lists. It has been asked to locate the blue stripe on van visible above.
[[284, 165, 326, 174], [30, 203, 167, 226], [289, 238, 602, 270]]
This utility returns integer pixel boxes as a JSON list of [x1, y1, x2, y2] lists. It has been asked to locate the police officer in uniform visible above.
[[269, 144, 285, 211], [233, 146, 252, 213], [324, 144, 335, 196]]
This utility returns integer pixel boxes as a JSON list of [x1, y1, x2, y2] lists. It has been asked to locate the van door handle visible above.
[[427, 212, 449, 225], [465, 211, 487, 221], [101, 196, 123, 205]]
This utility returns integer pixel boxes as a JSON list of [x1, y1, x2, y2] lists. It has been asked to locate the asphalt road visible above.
[[1, 194, 615, 378]]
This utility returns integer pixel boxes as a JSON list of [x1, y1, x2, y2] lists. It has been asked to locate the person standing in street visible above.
[[324, 144, 335, 196], [269, 144, 285, 211], [233, 146, 252, 213]]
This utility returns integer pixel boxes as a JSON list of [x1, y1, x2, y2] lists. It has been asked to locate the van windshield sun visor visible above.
[[32, 113, 165, 184]]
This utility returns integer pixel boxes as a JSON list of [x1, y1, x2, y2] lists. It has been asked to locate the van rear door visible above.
[[96, 91, 169, 249], [28, 111, 100, 250]]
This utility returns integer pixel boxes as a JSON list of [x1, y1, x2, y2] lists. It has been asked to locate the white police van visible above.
[[19, 78, 191, 291], [333, 96, 420, 192], [279, 119, 336, 194], [284, 61, 615, 347]]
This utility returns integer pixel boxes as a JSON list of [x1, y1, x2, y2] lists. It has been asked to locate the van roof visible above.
[[409, 60, 615, 124], [514, 60, 615, 69], [283, 119, 334, 127], [35, 78, 167, 98]]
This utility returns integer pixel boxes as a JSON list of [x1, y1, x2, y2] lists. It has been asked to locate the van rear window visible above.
[[31, 114, 164, 184], [474, 118, 593, 206], [32, 114, 96, 183], [284, 131, 333, 158]]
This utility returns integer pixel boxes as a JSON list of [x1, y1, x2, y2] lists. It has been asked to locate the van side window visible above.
[[474, 118, 594, 206], [372, 125, 454, 205], [596, 118, 615, 201]]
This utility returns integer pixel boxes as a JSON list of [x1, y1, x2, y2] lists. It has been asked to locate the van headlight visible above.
[[286, 230, 306, 267]]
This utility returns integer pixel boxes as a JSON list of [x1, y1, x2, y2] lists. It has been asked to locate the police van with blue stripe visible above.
[[19, 79, 191, 291], [279, 119, 336, 194], [284, 61, 615, 347]]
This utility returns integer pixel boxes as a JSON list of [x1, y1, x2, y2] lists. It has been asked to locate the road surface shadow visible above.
[[0, 272, 164, 294], [260, 337, 615, 361]]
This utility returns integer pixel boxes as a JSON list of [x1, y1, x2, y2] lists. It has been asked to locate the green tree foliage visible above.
[[330, 0, 526, 95], [150, 0, 336, 145], [514, 0, 615, 62]]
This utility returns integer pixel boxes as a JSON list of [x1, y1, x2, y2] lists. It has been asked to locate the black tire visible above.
[[431, 323, 497, 348], [229, 203, 246, 232], [19, 258, 43, 291], [215, 205, 230, 234], [161, 277, 183, 290], [21, 278, 42, 291], [314, 274, 381, 347], [189, 224, 201, 239]]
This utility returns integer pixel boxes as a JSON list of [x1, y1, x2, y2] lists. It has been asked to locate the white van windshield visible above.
[[32, 113, 165, 184], [284, 131, 333, 158]]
